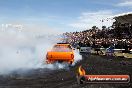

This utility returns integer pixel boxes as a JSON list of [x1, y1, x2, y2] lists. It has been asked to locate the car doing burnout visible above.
[[46, 43, 74, 65]]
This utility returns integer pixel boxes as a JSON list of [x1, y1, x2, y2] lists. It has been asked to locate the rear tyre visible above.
[[68, 61, 73, 67], [70, 61, 73, 65], [58, 60, 63, 63]]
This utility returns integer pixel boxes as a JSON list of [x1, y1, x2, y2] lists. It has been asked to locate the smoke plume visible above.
[[0, 23, 82, 74]]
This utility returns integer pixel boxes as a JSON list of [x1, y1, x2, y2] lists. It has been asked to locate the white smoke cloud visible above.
[[0, 23, 61, 74], [73, 50, 82, 65], [0, 23, 82, 74]]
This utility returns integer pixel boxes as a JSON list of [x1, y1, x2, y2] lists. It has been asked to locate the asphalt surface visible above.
[[0, 54, 132, 88]]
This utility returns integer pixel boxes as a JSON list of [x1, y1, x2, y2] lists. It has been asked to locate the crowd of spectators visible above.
[[62, 23, 132, 52]]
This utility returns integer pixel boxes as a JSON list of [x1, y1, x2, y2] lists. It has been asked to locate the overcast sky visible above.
[[0, 0, 132, 32]]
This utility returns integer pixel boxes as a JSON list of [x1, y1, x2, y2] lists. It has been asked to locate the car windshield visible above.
[[52, 45, 72, 52]]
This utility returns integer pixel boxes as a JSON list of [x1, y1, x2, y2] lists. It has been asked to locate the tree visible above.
[[102, 26, 106, 30], [92, 26, 97, 31]]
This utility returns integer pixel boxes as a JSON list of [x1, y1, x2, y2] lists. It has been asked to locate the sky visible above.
[[0, 0, 132, 33]]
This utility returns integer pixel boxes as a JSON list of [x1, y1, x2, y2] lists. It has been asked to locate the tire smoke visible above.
[[0, 25, 82, 75]]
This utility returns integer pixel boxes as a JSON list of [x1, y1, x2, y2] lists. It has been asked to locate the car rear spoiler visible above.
[[57, 43, 69, 44]]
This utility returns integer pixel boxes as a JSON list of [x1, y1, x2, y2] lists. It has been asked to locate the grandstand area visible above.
[[63, 12, 132, 59]]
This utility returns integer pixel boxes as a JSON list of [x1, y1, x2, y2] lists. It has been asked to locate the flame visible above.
[[78, 66, 86, 76]]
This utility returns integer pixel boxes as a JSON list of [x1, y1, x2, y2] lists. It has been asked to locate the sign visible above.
[[77, 75, 130, 84]]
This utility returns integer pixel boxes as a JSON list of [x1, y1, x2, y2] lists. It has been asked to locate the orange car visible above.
[[46, 43, 74, 65]]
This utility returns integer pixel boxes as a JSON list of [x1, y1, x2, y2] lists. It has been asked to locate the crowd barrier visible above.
[[79, 47, 132, 59]]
